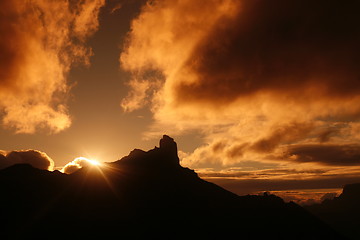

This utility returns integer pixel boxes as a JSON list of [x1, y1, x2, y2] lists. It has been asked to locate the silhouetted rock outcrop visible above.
[[117, 135, 181, 171], [0, 136, 346, 239], [159, 135, 179, 164], [341, 183, 360, 201]]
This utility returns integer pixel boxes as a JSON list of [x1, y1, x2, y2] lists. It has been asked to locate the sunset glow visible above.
[[2, 1, 360, 239], [76, 157, 101, 166], [1, 0, 360, 205], [61, 156, 101, 174]]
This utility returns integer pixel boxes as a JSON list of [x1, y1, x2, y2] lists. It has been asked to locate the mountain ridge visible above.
[[0, 135, 346, 239], [306, 183, 360, 240]]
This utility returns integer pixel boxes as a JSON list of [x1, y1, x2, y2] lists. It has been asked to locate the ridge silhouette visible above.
[[306, 183, 360, 240], [0, 135, 347, 239]]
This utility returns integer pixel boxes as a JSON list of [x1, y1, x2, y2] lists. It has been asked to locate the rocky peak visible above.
[[116, 135, 180, 169], [159, 135, 179, 166], [160, 135, 177, 152], [340, 183, 360, 201]]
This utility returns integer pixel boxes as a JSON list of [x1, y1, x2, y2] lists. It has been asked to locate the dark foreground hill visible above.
[[0, 136, 346, 239], [306, 183, 360, 240]]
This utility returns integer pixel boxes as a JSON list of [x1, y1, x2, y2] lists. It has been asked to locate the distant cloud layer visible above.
[[121, 0, 360, 171], [0, 150, 54, 170], [0, 0, 105, 133]]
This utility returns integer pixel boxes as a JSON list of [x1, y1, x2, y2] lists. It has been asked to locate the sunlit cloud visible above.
[[0, 0, 105, 133], [121, 0, 360, 174]]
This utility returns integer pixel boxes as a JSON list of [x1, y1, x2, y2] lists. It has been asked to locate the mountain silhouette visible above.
[[306, 183, 360, 240], [0, 135, 346, 239]]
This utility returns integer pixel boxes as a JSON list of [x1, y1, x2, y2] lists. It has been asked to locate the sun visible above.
[[76, 157, 101, 166], [87, 159, 101, 166]]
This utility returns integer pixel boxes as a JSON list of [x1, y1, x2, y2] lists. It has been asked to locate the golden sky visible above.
[[1, 0, 360, 202]]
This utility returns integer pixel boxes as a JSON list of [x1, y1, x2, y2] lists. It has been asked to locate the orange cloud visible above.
[[0, 0, 105, 133], [0, 150, 54, 171], [121, 0, 360, 172], [120, 0, 239, 112]]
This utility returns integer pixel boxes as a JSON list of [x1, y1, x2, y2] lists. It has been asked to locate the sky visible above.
[[1, 0, 360, 203]]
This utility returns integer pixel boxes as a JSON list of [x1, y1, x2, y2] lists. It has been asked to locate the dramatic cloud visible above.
[[0, 0, 105, 133], [121, 0, 360, 172], [285, 144, 360, 166], [0, 150, 54, 170], [121, 0, 238, 113]]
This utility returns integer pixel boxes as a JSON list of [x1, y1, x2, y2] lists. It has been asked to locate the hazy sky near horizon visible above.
[[1, 0, 360, 201]]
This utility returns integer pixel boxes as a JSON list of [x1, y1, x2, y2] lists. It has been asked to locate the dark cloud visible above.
[[122, 0, 360, 133], [0, 150, 54, 170], [286, 144, 360, 166], [176, 0, 360, 104], [122, 0, 360, 181], [250, 122, 313, 153], [211, 141, 227, 153], [318, 128, 337, 143], [226, 143, 249, 158]]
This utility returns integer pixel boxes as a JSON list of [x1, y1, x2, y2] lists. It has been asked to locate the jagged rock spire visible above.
[[159, 135, 179, 166], [118, 135, 180, 169]]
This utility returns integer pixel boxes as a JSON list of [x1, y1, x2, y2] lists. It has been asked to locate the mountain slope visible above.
[[0, 135, 346, 239], [306, 183, 360, 240]]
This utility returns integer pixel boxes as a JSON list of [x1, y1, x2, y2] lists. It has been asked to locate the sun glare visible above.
[[76, 157, 101, 166], [87, 159, 100, 165]]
